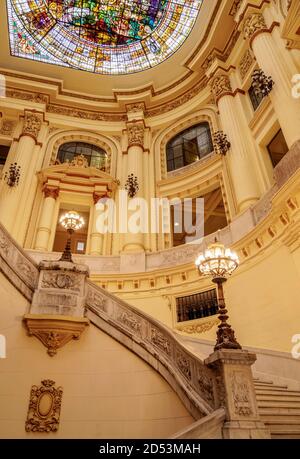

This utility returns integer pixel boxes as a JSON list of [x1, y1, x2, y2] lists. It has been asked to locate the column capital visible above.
[[43, 185, 59, 200], [242, 12, 268, 42], [126, 120, 146, 149], [210, 73, 233, 104], [93, 191, 110, 205], [19, 110, 47, 144]]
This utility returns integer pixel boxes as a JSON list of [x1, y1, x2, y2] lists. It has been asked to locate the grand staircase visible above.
[[254, 378, 300, 439]]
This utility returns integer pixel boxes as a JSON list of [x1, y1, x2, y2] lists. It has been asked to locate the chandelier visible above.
[[59, 211, 84, 262]]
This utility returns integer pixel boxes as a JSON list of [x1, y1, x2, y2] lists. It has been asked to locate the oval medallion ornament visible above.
[[7, 0, 203, 74], [38, 391, 54, 418]]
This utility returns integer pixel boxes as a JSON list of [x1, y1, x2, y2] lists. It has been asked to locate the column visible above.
[[90, 192, 107, 255], [0, 110, 46, 241], [35, 186, 59, 251], [243, 12, 300, 147], [210, 74, 260, 213], [122, 120, 145, 252]]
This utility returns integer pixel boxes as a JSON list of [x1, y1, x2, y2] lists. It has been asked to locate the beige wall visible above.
[[0, 273, 193, 439]]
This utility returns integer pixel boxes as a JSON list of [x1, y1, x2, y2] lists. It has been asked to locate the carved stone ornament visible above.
[[176, 350, 192, 380], [150, 327, 171, 355], [22, 111, 43, 140], [117, 309, 142, 334], [23, 315, 89, 356], [41, 272, 81, 292], [71, 154, 89, 168], [239, 50, 254, 80], [25, 380, 63, 433], [231, 371, 253, 417], [0, 119, 16, 136], [127, 122, 145, 147], [43, 186, 59, 200], [243, 13, 267, 41], [176, 317, 219, 334], [210, 74, 232, 101]]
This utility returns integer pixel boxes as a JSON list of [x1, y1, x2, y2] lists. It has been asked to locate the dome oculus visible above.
[[7, 0, 203, 74]]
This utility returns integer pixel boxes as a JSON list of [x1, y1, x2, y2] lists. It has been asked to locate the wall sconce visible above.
[[125, 174, 139, 198], [252, 69, 274, 98], [213, 131, 231, 156], [4, 162, 21, 187]]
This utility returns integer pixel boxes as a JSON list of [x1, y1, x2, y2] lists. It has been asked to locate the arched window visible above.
[[57, 142, 107, 170], [166, 122, 213, 172]]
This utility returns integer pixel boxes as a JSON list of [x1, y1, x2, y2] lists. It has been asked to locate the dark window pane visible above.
[[166, 122, 213, 172], [249, 84, 264, 111], [267, 129, 289, 168], [0, 145, 10, 165]]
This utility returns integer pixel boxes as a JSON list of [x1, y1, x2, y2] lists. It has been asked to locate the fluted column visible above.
[[0, 110, 46, 242], [243, 12, 300, 147], [210, 74, 260, 212], [122, 120, 145, 252], [35, 186, 59, 251], [90, 192, 107, 255]]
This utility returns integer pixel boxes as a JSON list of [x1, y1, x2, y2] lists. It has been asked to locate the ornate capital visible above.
[[93, 191, 110, 204], [43, 185, 59, 200], [210, 74, 232, 102], [243, 13, 267, 41], [127, 121, 145, 148], [21, 110, 43, 141]]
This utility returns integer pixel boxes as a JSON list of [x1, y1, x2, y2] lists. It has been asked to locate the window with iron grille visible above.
[[176, 289, 218, 323]]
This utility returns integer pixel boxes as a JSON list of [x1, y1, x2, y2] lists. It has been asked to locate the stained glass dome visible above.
[[7, 0, 203, 75]]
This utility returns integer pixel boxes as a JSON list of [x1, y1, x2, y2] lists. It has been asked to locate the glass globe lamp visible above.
[[196, 240, 241, 351]]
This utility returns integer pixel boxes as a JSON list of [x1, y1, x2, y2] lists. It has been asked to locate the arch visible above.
[[153, 108, 219, 180], [42, 130, 121, 178]]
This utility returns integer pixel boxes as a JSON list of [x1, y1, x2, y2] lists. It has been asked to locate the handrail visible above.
[[85, 280, 217, 419]]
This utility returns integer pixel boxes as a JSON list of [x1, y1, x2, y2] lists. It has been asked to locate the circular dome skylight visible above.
[[7, 0, 203, 75]]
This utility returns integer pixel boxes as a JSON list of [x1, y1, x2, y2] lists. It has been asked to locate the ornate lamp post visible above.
[[59, 211, 84, 262], [196, 240, 241, 351]]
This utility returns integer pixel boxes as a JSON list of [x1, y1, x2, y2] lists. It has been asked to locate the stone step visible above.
[[259, 407, 300, 416], [254, 381, 288, 390], [256, 394, 300, 403], [271, 431, 300, 439], [258, 401, 300, 409], [255, 388, 300, 397], [259, 412, 300, 427]]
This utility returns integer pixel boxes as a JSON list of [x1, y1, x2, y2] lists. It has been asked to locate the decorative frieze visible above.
[[25, 380, 63, 432], [150, 327, 171, 355], [176, 317, 219, 334], [117, 309, 142, 334], [86, 288, 108, 313], [239, 50, 255, 80], [176, 350, 192, 380]]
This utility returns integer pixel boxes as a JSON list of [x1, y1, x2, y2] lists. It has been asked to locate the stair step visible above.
[[255, 388, 300, 396], [259, 408, 300, 416], [256, 394, 300, 402], [271, 432, 300, 439], [254, 381, 288, 389], [258, 401, 300, 409]]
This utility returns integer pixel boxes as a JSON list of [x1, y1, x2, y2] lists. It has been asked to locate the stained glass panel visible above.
[[6, 0, 203, 74]]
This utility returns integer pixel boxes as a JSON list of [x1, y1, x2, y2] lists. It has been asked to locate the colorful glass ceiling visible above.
[[7, 0, 203, 75]]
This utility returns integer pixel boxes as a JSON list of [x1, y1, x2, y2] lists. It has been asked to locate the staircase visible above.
[[254, 378, 300, 439]]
